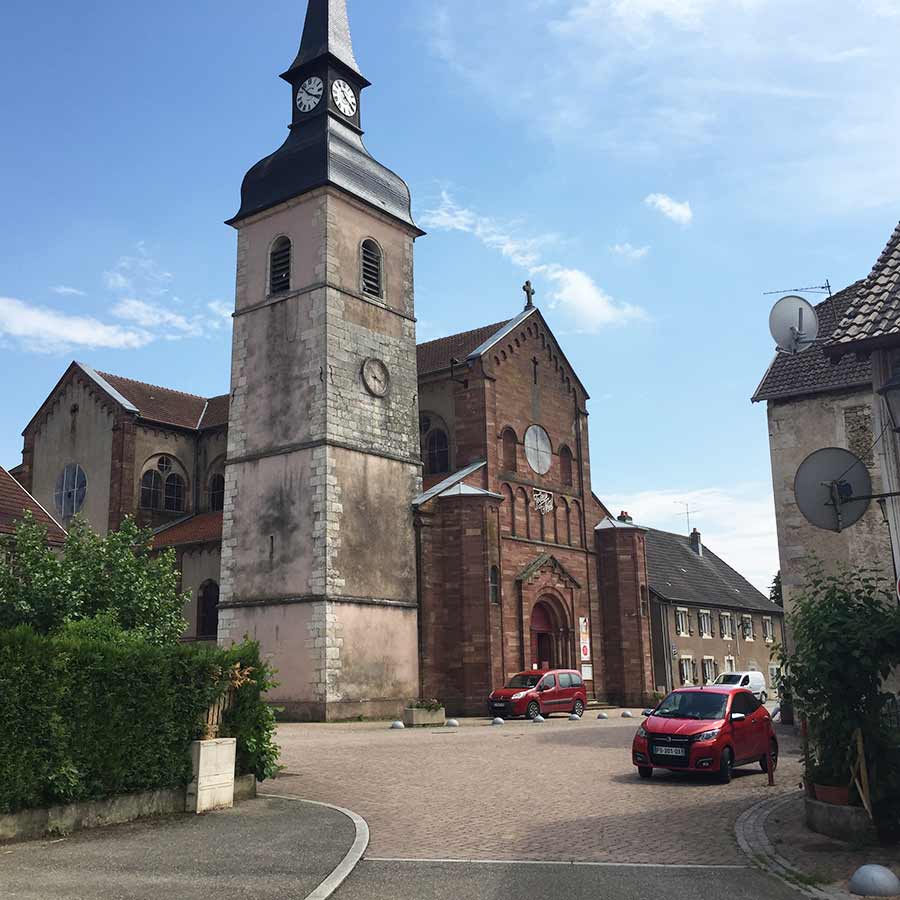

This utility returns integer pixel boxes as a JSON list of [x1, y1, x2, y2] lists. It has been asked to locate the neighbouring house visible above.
[[0, 465, 66, 547]]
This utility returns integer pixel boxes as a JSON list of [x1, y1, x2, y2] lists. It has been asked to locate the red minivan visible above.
[[488, 669, 587, 720], [631, 686, 777, 783]]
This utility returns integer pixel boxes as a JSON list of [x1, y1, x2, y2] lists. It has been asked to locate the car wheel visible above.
[[717, 748, 734, 784], [638, 766, 653, 779], [526, 701, 541, 720], [573, 699, 585, 717], [760, 691, 768, 704], [760, 738, 778, 773]]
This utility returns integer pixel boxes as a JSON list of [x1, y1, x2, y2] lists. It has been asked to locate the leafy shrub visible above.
[[407, 698, 443, 711]]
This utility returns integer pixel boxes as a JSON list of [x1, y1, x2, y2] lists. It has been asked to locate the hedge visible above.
[[0, 627, 279, 814]]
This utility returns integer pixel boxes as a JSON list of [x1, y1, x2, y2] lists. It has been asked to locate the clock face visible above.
[[362, 358, 390, 397], [296, 77, 324, 113], [332, 79, 358, 117]]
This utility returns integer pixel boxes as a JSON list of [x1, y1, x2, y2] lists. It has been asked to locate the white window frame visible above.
[[763, 617, 774, 643], [741, 614, 755, 641], [724, 655, 736, 672], [699, 609, 712, 639], [720, 612, 734, 640], [676, 607, 690, 637], [702, 656, 716, 685], [679, 655, 695, 686]]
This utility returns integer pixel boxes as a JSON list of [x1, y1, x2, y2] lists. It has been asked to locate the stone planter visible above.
[[402, 707, 445, 727], [805, 797, 876, 844], [813, 783, 850, 805]]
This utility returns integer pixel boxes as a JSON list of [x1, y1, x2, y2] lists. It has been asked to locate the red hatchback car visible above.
[[631, 686, 777, 783], [488, 669, 587, 720]]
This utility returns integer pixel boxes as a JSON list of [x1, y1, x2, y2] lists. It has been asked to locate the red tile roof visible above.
[[97, 371, 208, 429], [0, 466, 67, 544], [199, 394, 230, 430], [152, 511, 223, 549], [417, 321, 509, 376]]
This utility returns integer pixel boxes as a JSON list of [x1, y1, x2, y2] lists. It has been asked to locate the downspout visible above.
[[414, 507, 425, 700], [492, 502, 507, 685], [574, 392, 598, 699]]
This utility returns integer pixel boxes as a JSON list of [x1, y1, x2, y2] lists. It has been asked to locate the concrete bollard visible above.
[[492, 717, 505, 726], [848, 865, 900, 897], [532, 714, 545, 723], [446, 719, 460, 728], [569, 713, 581, 721], [622, 711, 634, 718], [597, 712, 609, 720], [390, 721, 405, 730]]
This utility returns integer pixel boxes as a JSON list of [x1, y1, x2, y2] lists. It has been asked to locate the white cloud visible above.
[[104, 243, 173, 297], [421, 191, 647, 331], [51, 285, 86, 297], [112, 298, 202, 337], [0, 296, 152, 354], [207, 300, 233, 329], [644, 193, 694, 225], [602, 484, 778, 593], [610, 242, 650, 261]]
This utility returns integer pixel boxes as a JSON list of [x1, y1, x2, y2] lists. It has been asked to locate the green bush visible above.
[[0, 627, 279, 814]]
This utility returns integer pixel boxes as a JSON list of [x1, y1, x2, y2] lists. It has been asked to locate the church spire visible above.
[[282, 0, 366, 83]]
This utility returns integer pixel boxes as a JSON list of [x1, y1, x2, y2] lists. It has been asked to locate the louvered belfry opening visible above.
[[361, 239, 383, 296], [269, 237, 291, 294]]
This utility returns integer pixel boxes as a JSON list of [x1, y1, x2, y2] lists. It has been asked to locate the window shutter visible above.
[[361, 240, 382, 296], [270, 238, 291, 294]]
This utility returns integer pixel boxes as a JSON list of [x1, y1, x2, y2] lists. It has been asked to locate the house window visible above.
[[141, 470, 163, 510], [208, 474, 225, 512], [54, 463, 87, 518], [679, 656, 695, 686], [763, 617, 775, 643], [269, 236, 291, 295], [501, 428, 518, 471], [742, 614, 755, 641], [702, 657, 716, 685], [197, 580, 220, 640], [361, 239, 383, 297], [559, 445, 573, 487], [675, 607, 690, 637], [699, 610, 712, 638], [424, 429, 450, 475], [165, 473, 185, 513], [720, 612, 734, 640], [724, 655, 736, 672], [639, 585, 649, 618], [490, 566, 500, 604]]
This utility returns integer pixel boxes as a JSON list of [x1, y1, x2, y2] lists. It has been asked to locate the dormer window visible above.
[[361, 239, 383, 297], [270, 237, 291, 295]]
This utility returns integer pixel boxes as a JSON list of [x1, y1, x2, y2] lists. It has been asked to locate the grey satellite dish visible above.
[[769, 295, 819, 354], [794, 447, 871, 532]]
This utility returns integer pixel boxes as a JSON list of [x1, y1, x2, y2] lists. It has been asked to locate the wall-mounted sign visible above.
[[581, 664, 593, 681], [579, 616, 591, 662], [533, 489, 554, 516]]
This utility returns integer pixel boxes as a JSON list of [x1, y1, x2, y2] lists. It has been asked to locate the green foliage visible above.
[[778, 564, 900, 837], [0, 628, 280, 814], [407, 698, 443, 711], [0, 514, 187, 645], [770, 570, 783, 608]]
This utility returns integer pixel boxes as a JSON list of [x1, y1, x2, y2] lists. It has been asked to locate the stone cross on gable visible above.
[[523, 280, 535, 309]]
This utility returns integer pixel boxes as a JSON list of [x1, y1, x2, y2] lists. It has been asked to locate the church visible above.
[[7, 0, 782, 719]]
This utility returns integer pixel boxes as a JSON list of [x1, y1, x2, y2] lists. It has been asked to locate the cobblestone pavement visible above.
[[273, 713, 802, 865]]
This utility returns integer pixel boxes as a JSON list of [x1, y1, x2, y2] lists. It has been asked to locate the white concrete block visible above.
[[186, 738, 236, 814]]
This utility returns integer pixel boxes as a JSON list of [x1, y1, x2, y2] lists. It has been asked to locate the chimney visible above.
[[617, 510, 633, 524], [690, 528, 703, 557]]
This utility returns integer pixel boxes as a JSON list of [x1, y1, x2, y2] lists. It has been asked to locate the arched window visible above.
[[54, 463, 87, 518], [361, 239, 383, 297], [425, 429, 450, 475], [502, 428, 517, 472], [571, 500, 582, 547], [165, 473, 185, 513], [516, 487, 530, 539], [197, 581, 220, 640], [490, 566, 501, 604], [501, 483, 515, 534], [269, 236, 291, 295], [141, 470, 162, 510], [559, 445, 573, 487], [208, 474, 225, 512]]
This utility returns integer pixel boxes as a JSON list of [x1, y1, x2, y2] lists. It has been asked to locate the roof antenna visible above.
[[523, 280, 535, 310]]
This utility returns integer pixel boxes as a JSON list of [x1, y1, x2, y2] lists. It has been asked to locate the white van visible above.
[[714, 670, 768, 702]]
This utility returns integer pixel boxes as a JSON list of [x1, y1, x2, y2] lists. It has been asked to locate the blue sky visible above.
[[2, 0, 899, 590]]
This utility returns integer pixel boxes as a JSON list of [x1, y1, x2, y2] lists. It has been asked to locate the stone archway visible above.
[[530, 596, 571, 670]]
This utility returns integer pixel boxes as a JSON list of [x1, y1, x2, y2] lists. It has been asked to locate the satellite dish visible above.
[[769, 295, 819, 354], [794, 447, 871, 532]]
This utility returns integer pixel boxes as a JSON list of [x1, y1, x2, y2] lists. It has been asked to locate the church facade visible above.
[[9, 0, 783, 719]]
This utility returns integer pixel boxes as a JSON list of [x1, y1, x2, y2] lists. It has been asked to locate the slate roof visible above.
[[417, 321, 509, 377], [153, 511, 223, 549], [828, 220, 900, 356], [0, 466, 66, 544], [643, 527, 781, 614], [753, 283, 871, 402]]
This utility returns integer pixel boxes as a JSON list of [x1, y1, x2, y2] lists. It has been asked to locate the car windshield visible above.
[[506, 674, 541, 689], [653, 691, 728, 720], [715, 674, 742, 685]]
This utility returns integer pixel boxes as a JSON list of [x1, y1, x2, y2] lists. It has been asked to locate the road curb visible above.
[[259, 793, 370, 900], [735, 791, 853, 899]]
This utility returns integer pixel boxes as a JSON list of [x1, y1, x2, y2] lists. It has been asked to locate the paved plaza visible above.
[[272, 710, 802, 867]]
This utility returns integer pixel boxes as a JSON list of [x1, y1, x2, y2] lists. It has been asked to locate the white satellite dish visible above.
[[769, 295, 819, 354], [794, 447, 871, 533]]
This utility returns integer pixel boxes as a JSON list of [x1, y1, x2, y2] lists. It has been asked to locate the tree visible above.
[[770, 570, 783, 607], [0, 514, 187, 645]]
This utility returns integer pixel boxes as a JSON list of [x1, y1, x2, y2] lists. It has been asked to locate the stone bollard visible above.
[[848, 865, 900, 897], [597, 712, 609, 720], [492, 717, 505, 726], [532, 714, 545, 723], [622, 711, 634, 718], [390, 721, 405, 730], [446, 719, 460, 728], [187, 738, 236, 814], [569, 713, 581, 721]]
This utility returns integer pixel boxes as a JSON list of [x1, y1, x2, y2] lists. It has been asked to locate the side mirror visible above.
[[731, 712, 746, 722], [642, 709, 654, 717]]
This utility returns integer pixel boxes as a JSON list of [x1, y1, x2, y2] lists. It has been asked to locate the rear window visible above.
[[506, 674, 541, 689], [558, 673, 572, 688]]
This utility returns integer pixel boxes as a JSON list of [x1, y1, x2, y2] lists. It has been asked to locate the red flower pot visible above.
[[813, 783, 850, 805]]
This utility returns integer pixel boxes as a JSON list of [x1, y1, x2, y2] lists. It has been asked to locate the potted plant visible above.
[[403, 698, 445, 727]]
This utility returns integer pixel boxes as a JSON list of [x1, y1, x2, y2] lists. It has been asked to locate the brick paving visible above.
[[271, 713, 802, 865]]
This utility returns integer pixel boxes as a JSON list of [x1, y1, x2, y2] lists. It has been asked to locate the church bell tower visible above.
[[219, 0, 424, 721]]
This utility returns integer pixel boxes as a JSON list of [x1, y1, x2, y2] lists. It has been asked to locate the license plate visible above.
[[492, 702, 506, 707], [653, 745, 686, 757]]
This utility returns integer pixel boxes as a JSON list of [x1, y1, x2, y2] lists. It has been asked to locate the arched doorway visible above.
[[530, 597, 570, 670]]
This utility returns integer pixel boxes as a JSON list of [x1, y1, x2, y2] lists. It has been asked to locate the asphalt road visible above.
[[335, 859, 802, 900]]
